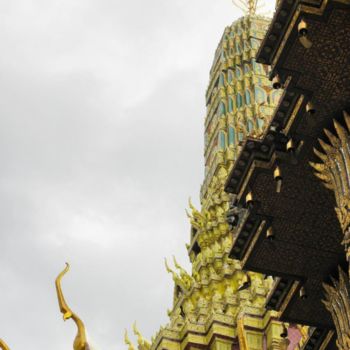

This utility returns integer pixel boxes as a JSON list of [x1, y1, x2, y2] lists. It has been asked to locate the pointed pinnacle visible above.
[[313, 171, 330, 182], [333, 119, 348, 143], [164, 258, 172, 273], [338, 266, 348, 286], [313, 147, 328, 161], [324, 128, 339, 147], [309, 161, 325, 172], [173, 255, 180, 269], [318, 138, 333, 154], [132, 321, 139, 336], [323, 282, 334, 294]]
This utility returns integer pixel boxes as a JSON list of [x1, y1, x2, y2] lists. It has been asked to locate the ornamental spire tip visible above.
[[232, 0, 259, 15]]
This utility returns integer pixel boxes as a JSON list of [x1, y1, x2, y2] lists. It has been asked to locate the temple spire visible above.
[[232, 0, 259, 15]]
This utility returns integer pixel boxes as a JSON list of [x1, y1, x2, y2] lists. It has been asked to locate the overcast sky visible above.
[[0, 1, 276, 349]]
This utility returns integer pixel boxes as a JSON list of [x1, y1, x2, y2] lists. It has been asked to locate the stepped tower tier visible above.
[[129, 10, 308, 350], [200, 15, 279, 205]]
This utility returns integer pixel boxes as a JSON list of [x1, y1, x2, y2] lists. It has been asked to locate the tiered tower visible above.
[[126, 7, 303, 350]]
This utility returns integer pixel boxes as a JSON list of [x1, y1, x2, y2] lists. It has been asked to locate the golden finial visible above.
[[172, 255, 181, 270], [232, 0, 259, 15], [186, 198, 204, 231], [55, 263, 89, 350], [165, 258, 180, 282], [133, 322, 141, 340], [173, 256, 191, 279], [0, 339, 10, 350], [133, 322, 151, 350], [164, 257, 173, 274], [124, 330, 136, 350]]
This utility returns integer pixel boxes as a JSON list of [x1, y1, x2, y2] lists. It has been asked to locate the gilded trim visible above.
[[319, 330, 335, 350], [241, 220, 267, 266], [279, 281, 300, 314], [272, 0, 330, 69], [283, 94, 305, 134]]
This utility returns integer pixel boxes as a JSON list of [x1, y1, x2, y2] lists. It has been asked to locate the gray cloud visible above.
[[0, 1, 276, 349]]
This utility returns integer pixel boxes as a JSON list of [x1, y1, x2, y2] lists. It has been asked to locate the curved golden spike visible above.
[[173, 255, 181, 270], [55, 263, 72, 320], [173, 255, 191, 279], [0, 339, 10, 350], [188, 197, 195, 211], [313, 171, 331, 183], [343, 111, 350, 132], [133, 321, 141, 338], [324, 128, 340, 147], [309, 161, 325, 172], [318, 139, 333, 154], [133, 322, 151, 350], [334, 120, 348, 143], [165, 258, 179, 283], [164, 258, 173, 274], [124, 330, 136, 350], [313, 147, 327, 162], [187, 198, 204, 231], [55, 263, 88, 350]]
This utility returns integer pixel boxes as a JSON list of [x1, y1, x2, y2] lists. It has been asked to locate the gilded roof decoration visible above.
[[310, 112, 350, 240], [55, 263, 91, 350], [131, 12, 286, 350]]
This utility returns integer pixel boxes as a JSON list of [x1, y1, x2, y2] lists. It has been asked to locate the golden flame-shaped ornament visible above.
[[124, 330, 136, 350], [55, 263, 90, 350], [310, 112, 350, 239]]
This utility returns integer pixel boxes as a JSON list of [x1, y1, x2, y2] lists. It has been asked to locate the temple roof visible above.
[[225, 0, 350, 347]]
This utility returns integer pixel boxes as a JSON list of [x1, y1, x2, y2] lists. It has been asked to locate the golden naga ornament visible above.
[[124, 330, 136, 350], [164, 257, 193, 294], [0, 339, 10, 350], [310, 112, 350, 243], [133, 322, 151, 350], [323, 267, 350, 350], [55, 263, 90, 350]]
